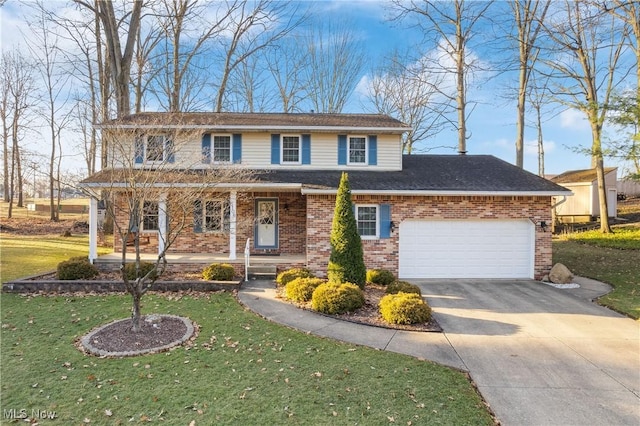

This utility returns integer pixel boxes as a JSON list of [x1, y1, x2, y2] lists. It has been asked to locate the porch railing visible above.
[[244, 238, 251, 282]]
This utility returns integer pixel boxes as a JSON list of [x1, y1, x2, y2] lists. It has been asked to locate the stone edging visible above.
[[79, 315, 195, 357]]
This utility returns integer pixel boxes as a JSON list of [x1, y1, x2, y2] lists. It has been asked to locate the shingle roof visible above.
[[81, 155, 570, 195], [97, 112, 410, 132], [550, 167, 617, 184]]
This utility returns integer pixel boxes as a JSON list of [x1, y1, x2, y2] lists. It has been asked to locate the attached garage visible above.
[[399, 219, 535, 279]]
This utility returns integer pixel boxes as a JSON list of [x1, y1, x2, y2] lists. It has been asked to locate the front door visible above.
[[255, 199, 278, 249]]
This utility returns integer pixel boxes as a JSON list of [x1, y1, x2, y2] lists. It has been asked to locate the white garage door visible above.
[[399, 220, 534, 279]]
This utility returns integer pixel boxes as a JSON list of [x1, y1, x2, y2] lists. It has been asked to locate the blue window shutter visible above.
[[202, 133, 211, 164], [134, 136, 144, 164], [338, 135, 347, 165], [379, 204, 391, 239], [271, 134, 280, 164], [193, 200, 202, 233], [368, 135, 377, 166], [232, 134, 242, 164], [166, 137, 175, 163], [302, 134, 311, 165]]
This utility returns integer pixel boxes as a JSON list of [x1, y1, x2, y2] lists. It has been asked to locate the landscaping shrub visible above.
[[276, 268, 314, 287], [366, 269, 396, 286], [285, 277, 325, 302], [386, 280, 422, 296], [379, 292, 432, 325], [124, 261, 158, 281], [311, 282, 364, 314], [202, 263, 235, 281], [56, 257, 99, 280]]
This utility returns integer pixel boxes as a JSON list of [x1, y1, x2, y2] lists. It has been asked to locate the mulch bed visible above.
[[277, 284, 441, 333], [79, 315, 197, 357]]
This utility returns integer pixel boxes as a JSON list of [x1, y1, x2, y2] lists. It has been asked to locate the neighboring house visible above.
[[80, 112, 570, 280], [551, 168, 617, 222], [617, 177, 640, 198]]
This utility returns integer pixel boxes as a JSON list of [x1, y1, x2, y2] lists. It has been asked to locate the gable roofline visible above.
[[551, 167, 617, 184]]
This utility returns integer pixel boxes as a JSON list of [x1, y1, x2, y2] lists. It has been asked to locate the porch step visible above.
[[247, 265, 277, 280]]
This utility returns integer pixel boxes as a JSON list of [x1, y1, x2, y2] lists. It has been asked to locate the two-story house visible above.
[[80, 112, 570, 280]]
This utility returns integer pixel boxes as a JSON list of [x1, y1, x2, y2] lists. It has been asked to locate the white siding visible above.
[[107, 130, 404, 171]]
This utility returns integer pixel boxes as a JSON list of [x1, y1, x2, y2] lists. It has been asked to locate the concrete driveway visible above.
[[414, 278, 640, 426]]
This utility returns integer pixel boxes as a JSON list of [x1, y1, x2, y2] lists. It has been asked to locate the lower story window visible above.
[[204, 199, 230, 232], [356, 205, 378, 238], [142, 201, 159, 231]]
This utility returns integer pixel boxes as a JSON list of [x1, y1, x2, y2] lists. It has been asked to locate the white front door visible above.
[[255, 199, 278, 249]]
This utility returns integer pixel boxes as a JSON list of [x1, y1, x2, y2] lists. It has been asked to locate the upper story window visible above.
[[202, 133, 241, 164], [135, 134, 174, 164], [213, 135, 231, 163], [348, 136, 367, 165], [355, 204, 378, 238], [282, 136, 301, 164], [142, 201, 159, 231], [338, 135, 376, 166]]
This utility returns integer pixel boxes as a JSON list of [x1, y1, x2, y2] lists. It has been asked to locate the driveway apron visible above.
[[416, 279, 640, 426]]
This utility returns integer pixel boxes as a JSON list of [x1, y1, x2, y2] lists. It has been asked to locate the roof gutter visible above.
[[78, 182, 303, 191], [301, 188, 573, 197]]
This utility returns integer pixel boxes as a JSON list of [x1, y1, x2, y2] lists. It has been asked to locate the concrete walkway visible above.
[[237, 278, 640, 426]]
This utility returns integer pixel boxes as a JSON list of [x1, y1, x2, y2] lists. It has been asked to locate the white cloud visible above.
[[524, 139, 556, 155], [559, 108, 588, 131]]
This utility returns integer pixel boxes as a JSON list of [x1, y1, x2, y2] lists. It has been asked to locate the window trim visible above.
[[347, 135, 368, 165], [201, 198, 230, 233], [141, 200, 159, 232], [212, 134, 232, 164], [281, 134, 301, 164], [355, 204, 379, 239]]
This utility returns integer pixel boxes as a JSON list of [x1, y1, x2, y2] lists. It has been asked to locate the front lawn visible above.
[[553, 226, 640, 319], [1, 235, 111, 284], [1, 293, 495, 425]]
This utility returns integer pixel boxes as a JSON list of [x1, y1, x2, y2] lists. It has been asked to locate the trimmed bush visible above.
[[56, 258, 99, 280], [379, 292, 432, 325], [124, 261, 158, 281], [285, 277, 325, 302], [366, 269, 396, 286], [311, 282, 364, 315], [386, 280, 422, 296], [202, 263, 235, 281], [276, 268, 314, 287]]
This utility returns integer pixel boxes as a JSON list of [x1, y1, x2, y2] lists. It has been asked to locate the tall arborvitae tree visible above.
[[328, 172, 366, 288]]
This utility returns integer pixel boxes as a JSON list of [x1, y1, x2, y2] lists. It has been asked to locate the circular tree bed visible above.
[[79, 314, 196, 357]]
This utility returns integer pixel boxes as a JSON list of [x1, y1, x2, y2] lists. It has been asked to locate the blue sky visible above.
[[0, 0, 629, 178]]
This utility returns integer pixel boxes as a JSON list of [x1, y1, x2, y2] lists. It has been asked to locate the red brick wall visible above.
[[306, 194, 552, 280], [112, 191, 306, 256]]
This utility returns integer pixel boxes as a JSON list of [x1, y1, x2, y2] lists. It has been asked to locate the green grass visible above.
[[1, 293, 494, 425], [553, 227, 640, 319], [559, 227, 640, 250], [0, 235, 111, 284]]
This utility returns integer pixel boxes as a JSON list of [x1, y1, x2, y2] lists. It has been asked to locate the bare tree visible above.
[[390, 0, 494, 155], [213, 0, 304, 112], [1, 51, 36, 217], [27, 3, 75, 221], [511, 0, 550, 168], [74, 0, 143, 118], [541, 1, 629, 233], [303, 19, 366, 113], [91, 117, 254, 331], [366, 51, 450, 153], [264, 36, 309, 112]]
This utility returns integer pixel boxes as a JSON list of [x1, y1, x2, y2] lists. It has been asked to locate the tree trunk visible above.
[[536, 104, 544, 177], [131, 289, 142, 332]]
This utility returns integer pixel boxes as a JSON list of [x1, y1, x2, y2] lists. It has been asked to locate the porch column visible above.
[[89, 197, 98, 263], [158, 193, 167, 255], [229, 190, 237, 260]]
